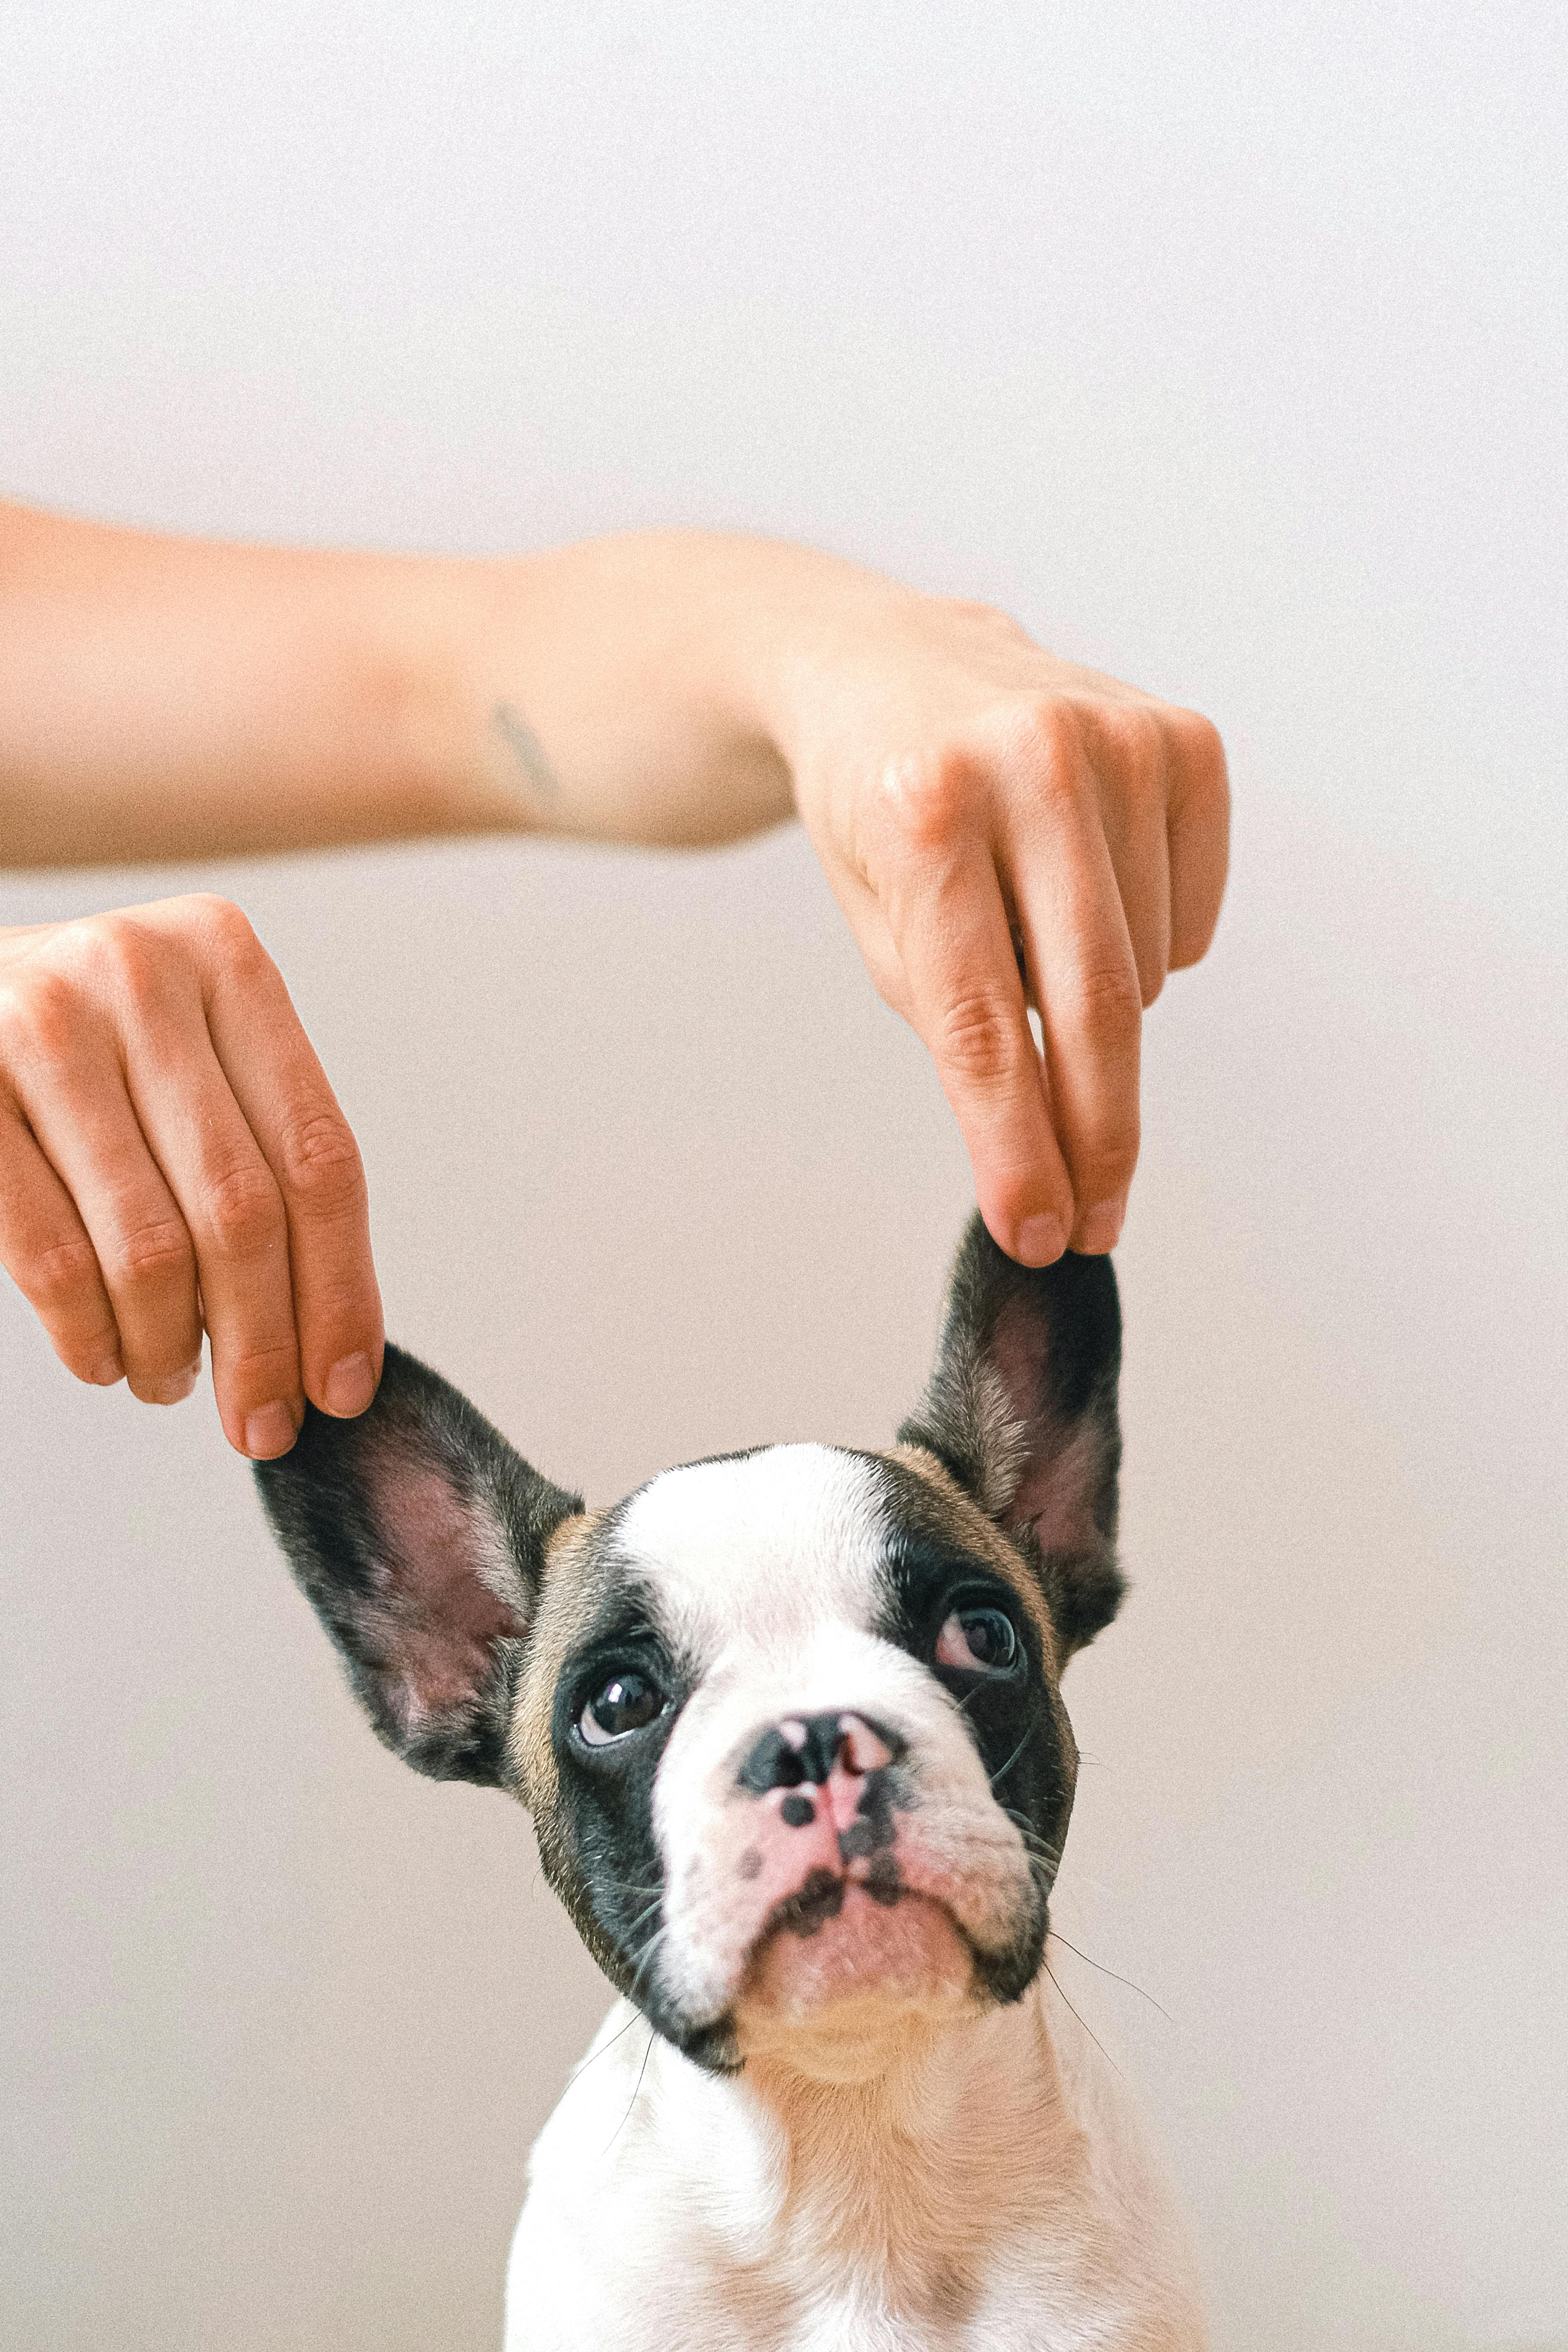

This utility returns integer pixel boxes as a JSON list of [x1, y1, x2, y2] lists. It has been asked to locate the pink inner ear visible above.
[[1013, 1423, 1104, 1555], [990, 1298, 1049, 1436], [369, 1458, 527, 1734], [989, 1299, 1100, 1553]]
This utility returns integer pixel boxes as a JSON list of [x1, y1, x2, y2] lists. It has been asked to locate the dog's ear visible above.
[[254, 1345, 582, 1786], [899, 1213, 1124, 1655]]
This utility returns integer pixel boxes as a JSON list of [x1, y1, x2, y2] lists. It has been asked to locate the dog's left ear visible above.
[[254, 1345, 582, 1786], [899, 1213, 1124, 1655]]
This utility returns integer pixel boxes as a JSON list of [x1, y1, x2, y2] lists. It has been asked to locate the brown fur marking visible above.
[[887, 1442, 1064, 1677]]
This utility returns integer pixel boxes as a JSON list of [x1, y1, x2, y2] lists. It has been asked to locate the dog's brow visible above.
[[882, 1530, 996, 1594], [568, 1604, 665, 1661]]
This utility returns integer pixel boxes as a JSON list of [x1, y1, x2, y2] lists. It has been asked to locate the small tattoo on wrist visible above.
[[493, 701, 560, 800]]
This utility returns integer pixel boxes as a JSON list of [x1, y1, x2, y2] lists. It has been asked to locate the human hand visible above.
[[0, 894, 382, 1455], [777, 589, 1229, 1262]]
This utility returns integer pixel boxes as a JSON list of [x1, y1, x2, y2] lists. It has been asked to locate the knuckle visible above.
[[0, 968, 79, 1060], [871, 747, 975, 857], [935, 988, 1026, 1088], [82, 913, 175, 1012], [222, 1338, 300, 1397], [25, 1231, 102, 1311], [201, 1161, 285, 1255], [85, 908, 143, 954], [182, 891, 251, 941], [1069, 959, 1144, 1044], [185, 894, 267, 971], [277, 1108, 364, 1212], [109, 1214, 194, 1290], [1011, 695, 1083, 793], [1113, 708, 1168, 792], [1178, 706, 1225, 757]]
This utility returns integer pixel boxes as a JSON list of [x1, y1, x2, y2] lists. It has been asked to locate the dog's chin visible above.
[[732, 1885, 977, 2068]]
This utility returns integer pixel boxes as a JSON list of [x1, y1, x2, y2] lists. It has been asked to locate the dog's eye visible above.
[[935, 1606, 1020, 1674], [578, 1671, 664, 1746]]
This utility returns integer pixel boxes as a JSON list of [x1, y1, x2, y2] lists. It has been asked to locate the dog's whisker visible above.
[[1046, 1931, 1174, 2024], [988, 1703, 1047, 1792], [618, 1910, 664, 1961], [606, 1888, 664, 1911], [996, 1804, 1061, 1850], [995, 1804, 1065, 1865], [626, 1924, 671, 2007], [568, 2006, 647, 2089], [599, 2022, 658, 2160], [1042, 1958, 1125, 2083]]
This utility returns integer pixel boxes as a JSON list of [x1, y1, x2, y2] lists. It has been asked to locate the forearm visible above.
[[0, 503, 898, 867]]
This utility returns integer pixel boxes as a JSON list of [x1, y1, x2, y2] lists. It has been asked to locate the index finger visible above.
[[886, 842, 1076, 1265], [1010, 776, 1144, 1256], [201, 920, 383, 1420]]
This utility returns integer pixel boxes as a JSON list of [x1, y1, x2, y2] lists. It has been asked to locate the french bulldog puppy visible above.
[[256, 1214, 1204, 2351]]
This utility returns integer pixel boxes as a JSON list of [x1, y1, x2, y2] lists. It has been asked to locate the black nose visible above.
[[737, 1710, 906, 1795]]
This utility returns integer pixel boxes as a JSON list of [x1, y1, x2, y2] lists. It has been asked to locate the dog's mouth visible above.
[[739, 1866, 978, 2025], [763, 1852, 900, 1937]]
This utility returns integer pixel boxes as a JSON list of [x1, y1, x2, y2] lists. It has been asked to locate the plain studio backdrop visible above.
[[2, 5, 1565, 2347]]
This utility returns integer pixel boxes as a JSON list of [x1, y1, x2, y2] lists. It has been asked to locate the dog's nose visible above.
[[737, 1710, 905, 1795]]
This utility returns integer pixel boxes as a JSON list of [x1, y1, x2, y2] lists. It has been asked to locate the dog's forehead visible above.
[[614, 1443, 893, 1650]]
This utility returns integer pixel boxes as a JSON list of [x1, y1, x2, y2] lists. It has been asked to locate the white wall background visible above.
[[2, 4, 1564, 2347]]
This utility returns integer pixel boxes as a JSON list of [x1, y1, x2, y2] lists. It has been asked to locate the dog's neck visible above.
[[519, 1972, 1201, 2347], [713, 1987, 1080, 2295]]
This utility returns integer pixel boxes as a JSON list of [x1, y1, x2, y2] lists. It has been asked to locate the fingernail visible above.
[[1016, 1214, 1067, 1266], [1077, 1196, 1127, 1254], [146, 1364, 200, 1406], [244, 1401, 300, 1460], [90, 1353, 124, 1387], [323, 1351, 376, 1418]]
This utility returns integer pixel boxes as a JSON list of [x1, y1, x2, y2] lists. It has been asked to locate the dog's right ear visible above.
[[253, 1345, 581, 1788], [899, 1213, 1124, 1656]]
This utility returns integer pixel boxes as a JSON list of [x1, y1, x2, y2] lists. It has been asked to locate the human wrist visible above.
[[706, 538, 923, 808]]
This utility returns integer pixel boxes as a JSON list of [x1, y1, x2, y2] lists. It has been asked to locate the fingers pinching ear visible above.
[[892, 847, 1076, 1268], [203, 946, 382, 1425], [1008, 822, 1142, 1259]]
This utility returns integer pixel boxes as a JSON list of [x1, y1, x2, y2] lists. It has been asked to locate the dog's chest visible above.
[[504, 1991, 1202, 2352]]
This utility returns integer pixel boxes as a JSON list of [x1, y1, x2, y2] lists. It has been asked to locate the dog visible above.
[[255, 1213, 1205, 2350]]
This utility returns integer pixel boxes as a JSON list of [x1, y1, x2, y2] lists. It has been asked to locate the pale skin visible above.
[[0, 501, 1228, 1460]]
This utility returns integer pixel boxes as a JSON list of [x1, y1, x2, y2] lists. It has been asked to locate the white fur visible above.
[[618, 1444, 891, 1654]]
